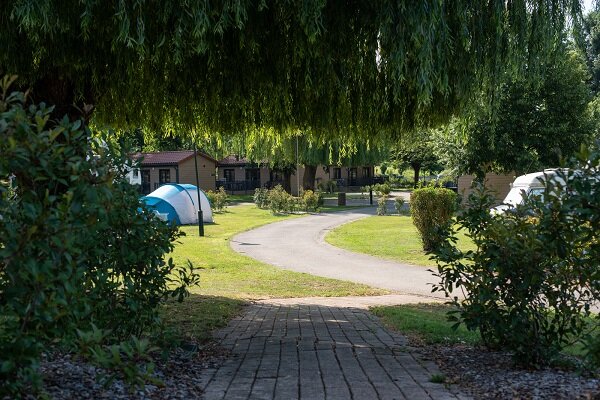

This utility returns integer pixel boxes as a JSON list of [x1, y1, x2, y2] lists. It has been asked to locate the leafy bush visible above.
[[432, 150, 600, 367], [410, 188, 457, 251], [253, 187, 269, 209], [207, 186, 229, 212], [0, 81, 199, 395], [372, 182, 392, 195], [301, 190, 322, 212], [377, 195, 388, 215], [267, 185, 292, 214], [394, 197, 406, 214], [317, 180, 337, 193]]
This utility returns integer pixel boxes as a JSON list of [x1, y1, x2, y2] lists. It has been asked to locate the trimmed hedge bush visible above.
[[410, 188, 457, 251]]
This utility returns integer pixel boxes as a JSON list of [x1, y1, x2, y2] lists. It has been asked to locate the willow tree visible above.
[[0, 1, 583, 140], [242, 135, 388, 190]]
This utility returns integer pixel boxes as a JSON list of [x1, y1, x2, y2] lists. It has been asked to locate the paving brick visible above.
[[200, 303, 468, 400]]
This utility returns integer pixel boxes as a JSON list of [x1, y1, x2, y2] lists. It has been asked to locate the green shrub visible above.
[[432, 150, 600, 367], [0, 81, 199, 395], [372, 182, 392, 195], [394, 197, 405, 214], [267, 185, 291, 214], [317, 180, 337, 193], [207, 186, 229, 212], [253, 187, 269, 209], [301, 190, 322, 212], [410, 188, 457, 251], [377, 195, 388, 215]]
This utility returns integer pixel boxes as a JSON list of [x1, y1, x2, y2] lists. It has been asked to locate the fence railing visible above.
[[216, 180, 262, 193]]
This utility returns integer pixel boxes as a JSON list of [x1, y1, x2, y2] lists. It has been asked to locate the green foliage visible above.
[[581, 10, 600, 94], [0, 1, 581, 137], [377, 195, 388, 216], [373, 183, 392, 196], [410, 188, 457, 251], [0, 84, 199, 395], [207, 186, 229, 213], [76, 327, 161, 390], [266, 185, 292, 214], [395, 138, 442, 187], [439, 48, 593, 176], [301, 190, 322, 213], [253, 187, 269, 209], [261, 186, 323, 214], [432, 148, 600, 367], [316, 180, 337, 193], [394, 197, 406, 215]]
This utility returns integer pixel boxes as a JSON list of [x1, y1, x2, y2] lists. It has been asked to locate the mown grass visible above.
[[163, 204, 386, 340], [325, 215, 475, 267], [161, 295, 246, 342], [371, 303, 481, 346], [170, 204, 387, 300], [372, 303, 598, 363], [227, 193, 254, 203]]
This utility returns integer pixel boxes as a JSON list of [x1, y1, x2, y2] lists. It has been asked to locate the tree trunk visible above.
[[412, 163, 421, 188], [283, 171, 292, 194], [302, 165, 317, 191]]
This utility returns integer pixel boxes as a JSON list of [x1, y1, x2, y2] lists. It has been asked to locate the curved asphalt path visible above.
[[231, 207, 444, 299]]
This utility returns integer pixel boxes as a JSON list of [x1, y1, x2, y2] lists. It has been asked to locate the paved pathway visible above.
[[200, 300, 467, 400], [231, 208, 443, 298], [199, 208, 466, 399]]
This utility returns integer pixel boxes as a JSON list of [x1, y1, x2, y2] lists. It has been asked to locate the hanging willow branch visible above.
[[0, 0, 583, 140]]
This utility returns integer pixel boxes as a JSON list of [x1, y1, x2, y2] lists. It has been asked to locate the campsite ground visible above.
[[170, 204, 385, 300], [160, 204, 599, 400], [324, 215, 475, 267]]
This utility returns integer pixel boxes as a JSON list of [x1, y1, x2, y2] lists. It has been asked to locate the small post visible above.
[[370, 189, 373, 205], [194, 144, 204, 237]]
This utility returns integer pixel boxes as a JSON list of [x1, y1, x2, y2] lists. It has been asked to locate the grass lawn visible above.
[[163, 204, 386, 341], [371, 304, 480, 346], [372, 304, 596, 362], [227, 193, 254, 203], [171, 204, 387, 300], [325, 215, 475, 267]]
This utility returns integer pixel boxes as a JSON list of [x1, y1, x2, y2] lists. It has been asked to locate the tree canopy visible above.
[[0, 1, 583, 140], [435, 48, 593, 176]]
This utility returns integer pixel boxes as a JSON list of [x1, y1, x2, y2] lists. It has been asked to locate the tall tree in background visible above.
[[0, 1, 582, 140], [395, 137, 442, 187], [435, 48, 593, 177]]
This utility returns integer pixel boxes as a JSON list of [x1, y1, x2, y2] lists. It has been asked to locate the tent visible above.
[[141, 183, 213, 225]]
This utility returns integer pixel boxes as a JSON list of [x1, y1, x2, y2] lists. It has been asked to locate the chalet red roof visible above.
[[133, 150, 217, 166]]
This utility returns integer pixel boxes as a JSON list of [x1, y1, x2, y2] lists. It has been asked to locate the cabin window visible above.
[[224, 169, 235, 182], [246, 168, 260, 181], [333, 168, 342, 179], [363, 167, 371, 177], [159, 169, 170, 184]]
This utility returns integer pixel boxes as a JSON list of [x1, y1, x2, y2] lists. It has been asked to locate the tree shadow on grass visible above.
[[160, 294, 247, 343]]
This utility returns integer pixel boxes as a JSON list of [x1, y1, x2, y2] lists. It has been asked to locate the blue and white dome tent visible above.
[[141, 183, 213, 225]]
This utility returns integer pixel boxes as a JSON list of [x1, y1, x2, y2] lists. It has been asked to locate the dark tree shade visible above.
[[0, 1, 582, 138], [447, 49, 593, 175]]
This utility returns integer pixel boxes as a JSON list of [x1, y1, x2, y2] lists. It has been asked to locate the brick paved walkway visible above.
[[199, 301, 468, 400]]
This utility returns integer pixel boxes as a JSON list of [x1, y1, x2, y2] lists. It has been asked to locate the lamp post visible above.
[[296, 135, 300, 196], [193, 144, 205, 237]]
